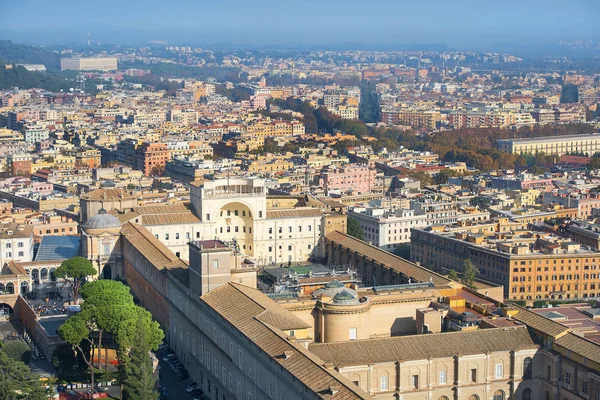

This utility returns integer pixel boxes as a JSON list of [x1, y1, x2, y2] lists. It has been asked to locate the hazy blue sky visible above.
[[1, 0, 599, 47]]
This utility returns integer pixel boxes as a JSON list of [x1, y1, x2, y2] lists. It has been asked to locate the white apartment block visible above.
[[0, 225, 34, 266], [349, 207, 428, 250]]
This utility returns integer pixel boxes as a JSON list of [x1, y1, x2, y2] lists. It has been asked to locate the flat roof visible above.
[[498, 133, 600, 145]]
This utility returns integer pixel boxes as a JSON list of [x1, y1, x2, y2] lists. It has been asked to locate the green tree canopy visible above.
[[448, 269, 460, 282], [347, 217, 364, 241], [122, 316, 159, 400], [80, 280, 134, 309], [55, 256, 97, 300], [0, 348, 48, 400], [1, 341, 31, 365], [461, 259, 479, 289]]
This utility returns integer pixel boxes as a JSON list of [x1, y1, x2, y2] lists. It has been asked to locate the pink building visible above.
[[319, 165, 377, 194]]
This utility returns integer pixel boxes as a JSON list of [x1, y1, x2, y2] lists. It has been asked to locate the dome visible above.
[[100, 180, 116, 188], [331, 289, 358, 305], [82, 209, 122, 231], [324, 280, 345, 289], [313, 280, 358, 300]]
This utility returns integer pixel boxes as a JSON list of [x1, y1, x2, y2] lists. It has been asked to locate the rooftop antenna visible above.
[[87, 32, 91, 46]]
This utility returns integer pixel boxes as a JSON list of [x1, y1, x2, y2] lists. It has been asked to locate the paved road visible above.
[[155, 348, 208, 400]]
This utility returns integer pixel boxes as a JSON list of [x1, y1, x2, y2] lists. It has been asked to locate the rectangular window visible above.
[[439, 370, 446, 384], [349, 327, 357, 340], [582, 380, 587, 393], [213, 260, 218, 269], [18, 251, 23, 257], [17, 242, 23, 248], [165, 233, 169, 240], [380, 376, 388, 391], [176, 232, 180, 240], [495, 364, 503, 379], [470, 369, 477, 383], [565, 372, 571, 384], [412, 375, 419, 389]]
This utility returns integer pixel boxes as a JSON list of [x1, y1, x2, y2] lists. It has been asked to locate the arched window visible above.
[[493, 390, 505, 400], [545, 391, 550, 400], [522, 388, 532, 400], [438, 397, 449, 400], [468, 396, 479, 400], [523, 357, 533, 380]]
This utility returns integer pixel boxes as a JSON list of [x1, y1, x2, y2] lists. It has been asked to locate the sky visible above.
[[1, 0, 599, 48]]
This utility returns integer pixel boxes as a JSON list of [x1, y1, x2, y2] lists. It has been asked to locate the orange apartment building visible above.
[[135, 142, 170, 176], [75, 148, 102, 169], [411, 226, 600, 302]]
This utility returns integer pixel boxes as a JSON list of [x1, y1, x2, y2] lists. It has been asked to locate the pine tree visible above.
[[461, 259, 479, 289], [122, 316, 159, 400], [448, 269, 459, 282]]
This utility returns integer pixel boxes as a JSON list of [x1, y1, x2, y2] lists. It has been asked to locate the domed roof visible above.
[[332, 289, 358, 304], [82, 209, 122, 231], [100, 180, 116, 188], [312, 280, 358, 300], [324, 280, 345, 289]]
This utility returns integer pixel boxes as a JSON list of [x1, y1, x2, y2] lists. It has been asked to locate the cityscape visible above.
[[0, 1, 600, 399]]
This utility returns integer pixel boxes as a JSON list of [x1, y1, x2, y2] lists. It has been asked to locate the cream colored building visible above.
[[497, 133, 600, 156], [85, 178, 345, 264], [60, 57, 118, 71]]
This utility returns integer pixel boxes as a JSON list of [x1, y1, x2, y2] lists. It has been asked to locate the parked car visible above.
[[186, 383, 199, 393]]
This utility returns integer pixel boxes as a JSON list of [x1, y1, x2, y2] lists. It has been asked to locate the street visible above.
[[155, 347, 208, 400]]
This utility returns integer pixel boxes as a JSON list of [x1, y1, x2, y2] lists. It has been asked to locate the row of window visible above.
[[5, 242, 25, 248], [268, 225, 312, 234], [377, 358, 531, 391], [267, 244, 312, 252], [5, 251, 25, 258]]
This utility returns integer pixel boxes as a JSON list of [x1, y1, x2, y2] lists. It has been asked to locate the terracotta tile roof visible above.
[[256, 309, 311, 331], [309, 327, 537, 367], [133, 204, 191, 215], [554, 332, 600, 365], [202, 283, 370, 399], [511, 306, 570, 338], [141, 212, 200, 226], [266, 208, 323, 219], [2, 261, 28, 276], [121, 222, 186, 271], [0, 223, 33, 239], [326, 231, 451, 286], [110, 210, 141, 224], [80, 188, 137, 201]]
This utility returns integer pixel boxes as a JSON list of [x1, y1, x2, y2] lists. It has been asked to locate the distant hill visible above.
[[0, 64, 71, 91], [0, 40, 61, 71]]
